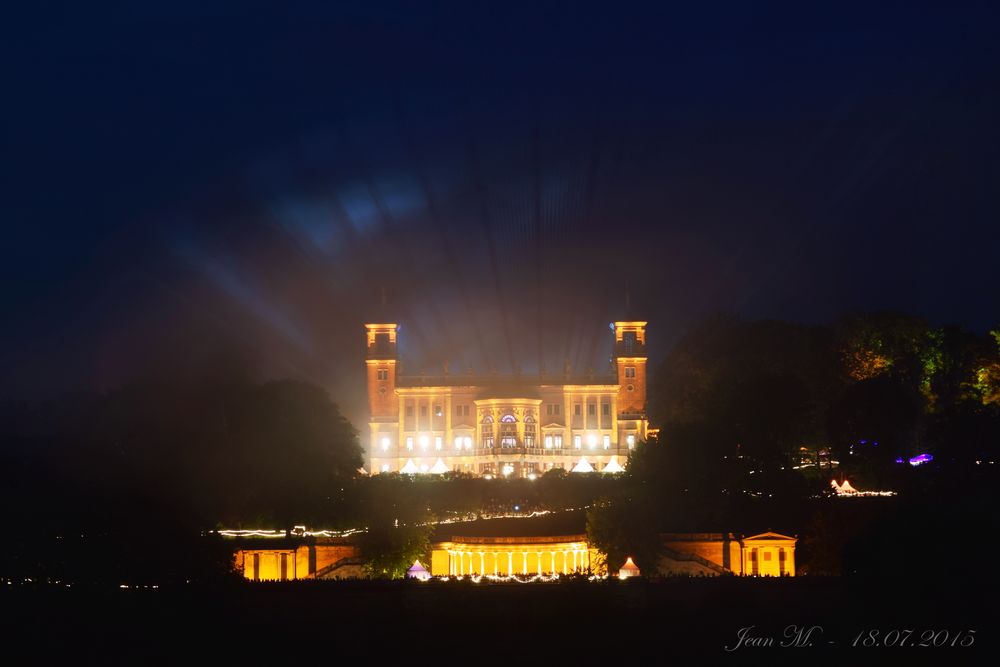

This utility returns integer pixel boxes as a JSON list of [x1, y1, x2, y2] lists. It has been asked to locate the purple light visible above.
[[908, 453, 933, 466], [895, 457, 904, 464]]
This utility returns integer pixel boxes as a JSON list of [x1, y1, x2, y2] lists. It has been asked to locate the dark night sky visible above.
[[2, 1, 998, 427]]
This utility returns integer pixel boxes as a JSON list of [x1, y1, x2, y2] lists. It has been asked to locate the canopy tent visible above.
[[400, 459, 419, 474], [831, 479, 859, 495], [429, 458, 450, 474], [602, 456, 625, 474], [571, 457, 594, 473], [618, 557, 641, 579], [406, 560, 431, 581]]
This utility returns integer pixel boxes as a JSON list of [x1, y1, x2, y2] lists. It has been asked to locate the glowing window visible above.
[[481, 415, 494, 448], [435, 436, 442, 450], [381, 436, 391, 451], [627, 434, 636, 448], [499, 414, 517, 448], [603, 435, 611, 449], [454, 437, 463, 449], [588, 434, 597, 449], [406, 437, 413, 450], [524, 415, 536, 448], [464, 436, 473, 449], [554, 435, 563, 449], [418, 435, 429, 450], [544, 435, 553, 449], [574, 435, 582, 449]]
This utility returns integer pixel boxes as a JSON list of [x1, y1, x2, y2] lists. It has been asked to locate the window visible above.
[[420, 406, 428, 417], [524, 415, 536, 448], [406, 406, 413, 417], [623, 331, 636, 354], [455, 404, 462, 416], [574, 404, 581, 416], [624, 366, 635, 379], [481, 415, 494, 448], [406, 437, 413, 450], [434, 405, 442, 417], [626, 434, 636, 448], [554, 435, 563, 449], [376, 368, 389, 381], [499, 414, 517, 448], [435, 436, 443, 450], [381, 436, 391, 451], [554, 404, 560, 415], [602, 403, 610, 416], [763, 552, 772, 562], [454, 436, 463, 450], [546, 404, 552, 416], [464, 436, 472, 449], [574, 435, 582, 449], [544, 435, 553, 449], [465, 405, 471, 416], [587, 404, 595, 415], [603, 435, 611, 449], [587, 434, 597, 449], [418, 435, 429, 450]]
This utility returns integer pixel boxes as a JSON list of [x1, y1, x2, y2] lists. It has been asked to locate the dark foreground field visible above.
[[1, 576, 992, 664]]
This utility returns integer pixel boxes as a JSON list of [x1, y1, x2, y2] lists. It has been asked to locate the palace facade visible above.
[[365, 320, 650, 476]]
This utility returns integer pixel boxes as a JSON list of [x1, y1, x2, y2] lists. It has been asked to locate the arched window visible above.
[[523, 414, 536, 449], [481, 415, 494, 448], [499, 413, 517, 448]]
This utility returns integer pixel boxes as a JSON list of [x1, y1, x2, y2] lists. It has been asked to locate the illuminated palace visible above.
[[365, 320, 651, 476]]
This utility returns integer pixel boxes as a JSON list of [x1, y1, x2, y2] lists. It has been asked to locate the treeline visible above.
[[649, 312, 1000, 485]]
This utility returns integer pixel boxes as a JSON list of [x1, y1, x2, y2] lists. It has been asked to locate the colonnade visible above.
[[446, 548, 591, 576]]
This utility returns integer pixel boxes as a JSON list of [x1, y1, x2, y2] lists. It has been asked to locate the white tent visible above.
[[429, 458, 450, 474], [618, 557, 641, 579], [571, 456, 594, 473], [400, 459, 419, 474], [406, 560, 431, 581], [602, 456, 625, 474]]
